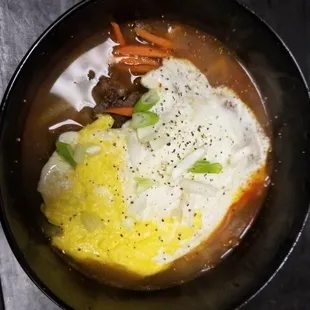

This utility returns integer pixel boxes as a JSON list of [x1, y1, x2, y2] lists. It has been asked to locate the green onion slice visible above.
[[134, 89, 161, 112], [189, 160, 222, 174], [56, 141, 76, 168], [135, 177, 156, 194], [131, 111, 159, 129]]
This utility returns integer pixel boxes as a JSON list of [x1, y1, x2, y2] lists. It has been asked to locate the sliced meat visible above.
[[93, 91, 142, 115], [92, 76, 127, 111], [92, 76, 145, 128]]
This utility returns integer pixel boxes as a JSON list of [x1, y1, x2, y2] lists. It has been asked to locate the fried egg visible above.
[[38, 58, 270, 279]]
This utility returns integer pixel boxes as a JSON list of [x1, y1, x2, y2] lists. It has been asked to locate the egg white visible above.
[[122, 58, 270, 263]]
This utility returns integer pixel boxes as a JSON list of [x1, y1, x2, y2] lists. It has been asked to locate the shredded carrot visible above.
[[105, 107, 133, 117], [116, 63, 160, 74], [113, 45, 170, 58], [135, 27, 174, 49], [111, 22, 126, 45], [118, 56, 160, 66]]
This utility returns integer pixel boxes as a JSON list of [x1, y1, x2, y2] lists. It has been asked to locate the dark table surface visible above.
[[0, 0, 309, 309]]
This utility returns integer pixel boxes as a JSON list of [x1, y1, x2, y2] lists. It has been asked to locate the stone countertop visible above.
[[0, 0, 309, 309]]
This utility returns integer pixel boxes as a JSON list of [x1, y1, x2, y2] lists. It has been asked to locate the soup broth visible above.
[[22, 20, 271, 290]]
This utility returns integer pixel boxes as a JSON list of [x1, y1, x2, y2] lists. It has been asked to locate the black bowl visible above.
[[1, 0, 310, 309]]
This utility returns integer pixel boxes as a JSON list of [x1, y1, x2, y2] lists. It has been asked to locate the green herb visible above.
[[189, 160, 222, 174], [135, 177, 156, 193], [131, 111, 159, 129], [134, 89, 160, 112], [56, 141, 76, 168]]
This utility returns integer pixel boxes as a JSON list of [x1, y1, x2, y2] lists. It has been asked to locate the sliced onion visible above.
[[58, 131, 79, 145], [86, 145, 101, 155], [123, 217, 134, 229], [95, 186, 113, 203], [73, 144, 86, 164], [137, 126, 156, 143], [179, 192, 192, 225], [171, 207, 183, 222], [80, 212, 104, 232], [137, 124, 159, 143], [172, 148, 205, 180], [149, 135, 170, 150], [180, 179, 218, 196], [128, 193, 147, 216], [126, 131, 147, 167]]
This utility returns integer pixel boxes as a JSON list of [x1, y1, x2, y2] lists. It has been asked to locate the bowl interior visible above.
[[1, 0, 310, 309]]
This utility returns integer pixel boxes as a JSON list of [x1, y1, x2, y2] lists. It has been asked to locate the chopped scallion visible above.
[[135, 177, 156, 194], [131, 111, 159, 129], [134, 89, 161, 112], [56, 141, 76, 168], [189, 160, 222, 174]]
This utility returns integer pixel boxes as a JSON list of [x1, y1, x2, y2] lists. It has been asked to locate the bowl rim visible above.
[[0, 0, 309, 309]]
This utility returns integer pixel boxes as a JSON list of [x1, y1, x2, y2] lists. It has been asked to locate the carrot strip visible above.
[[116, 63, 160, 74], [105, 107, 133, 117], [111, 22, 126, 45], [135, 27, 174, 49], [118, 56, 160, 66], [113, 45, 170, 58]]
